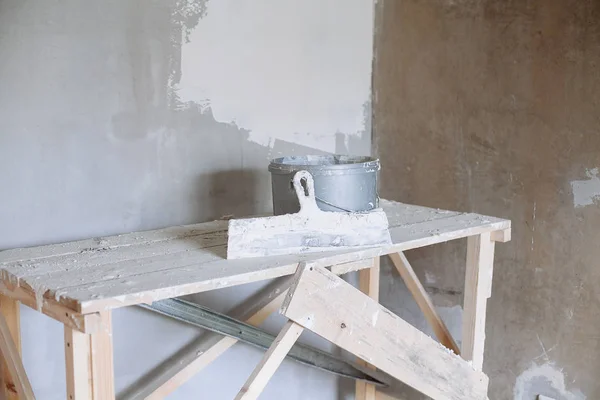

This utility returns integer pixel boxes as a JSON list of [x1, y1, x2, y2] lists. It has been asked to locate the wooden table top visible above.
[[0, 200, 510, 315]]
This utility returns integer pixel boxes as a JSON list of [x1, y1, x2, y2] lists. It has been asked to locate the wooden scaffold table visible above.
[[0, 200, 510, 399]]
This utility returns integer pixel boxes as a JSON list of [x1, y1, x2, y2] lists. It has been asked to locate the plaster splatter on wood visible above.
[[571, 168, 600, 208]]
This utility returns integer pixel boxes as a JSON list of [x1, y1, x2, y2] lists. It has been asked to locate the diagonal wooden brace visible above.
[[388, 252, 460, 354], [281, 263, 489, 400], [0, 310, 35, 399]]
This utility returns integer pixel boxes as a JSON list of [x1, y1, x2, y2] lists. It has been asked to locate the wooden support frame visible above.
[[234, 321, 304, 400], [388, 252, 460, 354], [0, 295, 34, 400], [65, 327, 92, 399], [121, 277, 293, 400], [123, 265, 373, 400], [0, 296, 22, 400], [281, 263, 489, 400], [461, 233, 496, 371], [64, 311, 114, 400], [356, 257, 380, 400], [0, 282, 102, 334]]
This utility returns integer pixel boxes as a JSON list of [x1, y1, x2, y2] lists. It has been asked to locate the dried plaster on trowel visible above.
[[175, 0, 374, 152]]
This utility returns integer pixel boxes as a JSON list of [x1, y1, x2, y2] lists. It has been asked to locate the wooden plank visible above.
[[64, 326, 93, 400], [0, 199, 452, 266], [90, 312, 114, 400], [356, 257, 380, 400], [0, 282, 101, 334], [234, 321, 304, 400], [461, 233, 495, 371], [0, 221, 227, 266], [62, 213, 510, 314], [124, 277, 293, 400], [388, 252, 460, 354], [0, 312, 35, 399], [0, 201, 509, 314], [0, 296, 21, 400], [282, 264, 489, 400]]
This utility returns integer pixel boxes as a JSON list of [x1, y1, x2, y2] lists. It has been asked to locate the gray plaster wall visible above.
[[374, 0, 600, 399], [0, 0, 374, 398]]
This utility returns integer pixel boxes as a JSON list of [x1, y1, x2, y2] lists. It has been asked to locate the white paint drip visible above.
[[514, 363, 586, 400], [176, 0, 373, 151], [571, 168, 600, 208]]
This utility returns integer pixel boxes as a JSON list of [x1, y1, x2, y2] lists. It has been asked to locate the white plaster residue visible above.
[[571, 168, 600, 208], [371, 310, 379, 327], [424, 271, 437, 285], [177, 0, 374, 151], [514, 363, 586, 400]]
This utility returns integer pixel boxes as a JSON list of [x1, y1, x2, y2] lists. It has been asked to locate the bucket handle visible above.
[[292, 170, 320, 214]]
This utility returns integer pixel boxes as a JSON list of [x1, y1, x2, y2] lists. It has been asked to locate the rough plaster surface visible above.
[[374, 0, 600, 398], [0, 0, 373, 398]]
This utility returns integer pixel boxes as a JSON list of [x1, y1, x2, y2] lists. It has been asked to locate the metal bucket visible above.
[[268, 155, 380, 215]]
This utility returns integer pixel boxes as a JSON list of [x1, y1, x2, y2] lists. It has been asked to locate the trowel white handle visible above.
[[293, 170, 320, 214]]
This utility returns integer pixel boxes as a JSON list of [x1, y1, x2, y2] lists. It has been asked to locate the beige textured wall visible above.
[[374, 1, 600, 398]]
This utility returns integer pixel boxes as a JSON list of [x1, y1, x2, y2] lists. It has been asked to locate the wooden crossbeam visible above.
[[234, 321, 304, 400], [122, 277, 293, 400], [282, 264, 489, 400], [388, 252, 460, 354], [125, 263, 373, 400], [0, 282, 101, 334]]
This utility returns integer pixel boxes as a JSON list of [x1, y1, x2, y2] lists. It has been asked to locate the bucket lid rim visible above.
[[269, 155, 379, 172]]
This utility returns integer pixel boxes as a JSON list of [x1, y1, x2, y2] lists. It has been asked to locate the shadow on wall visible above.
[[201, 169, 268, 220]]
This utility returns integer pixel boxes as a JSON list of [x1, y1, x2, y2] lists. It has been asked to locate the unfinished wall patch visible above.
[[175, 0, 374, 152], [571, 168, 600, 208], [514, 363, 585, 400]]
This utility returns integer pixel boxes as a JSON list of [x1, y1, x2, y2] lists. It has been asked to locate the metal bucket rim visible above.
[[268, 155, 380, 174]]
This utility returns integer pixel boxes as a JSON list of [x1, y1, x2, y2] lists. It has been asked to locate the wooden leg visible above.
[[355, 257, 380, 400], [462, 233, 495, 371], [388, 252, 460, 354], [65, 327, 92, 400], [234, 321, 304, 400], [90, 312, 115, 400], [0, 298, 34, 400], [0, 296, 22, 400]]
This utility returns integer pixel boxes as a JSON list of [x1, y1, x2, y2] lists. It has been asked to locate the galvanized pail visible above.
[[268, 155, 380, 215]]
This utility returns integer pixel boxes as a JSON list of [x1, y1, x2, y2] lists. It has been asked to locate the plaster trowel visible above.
[[227, 170, 392, 259]]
